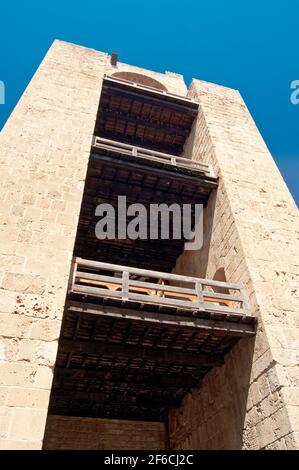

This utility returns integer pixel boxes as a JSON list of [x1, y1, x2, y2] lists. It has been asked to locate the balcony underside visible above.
[[48, 259, 256, 422], [94, 76, 199, 155], [74, 143, 217, 272], [50, 302, 255, 421]]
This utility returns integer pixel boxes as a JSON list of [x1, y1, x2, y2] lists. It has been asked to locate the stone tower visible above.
[[0, 40, 298, 450]]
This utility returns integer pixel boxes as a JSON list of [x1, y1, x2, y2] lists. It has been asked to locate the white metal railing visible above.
[[92, 136, 216, 179], [104, 74, 199, 105], [70, 258, 252, 318]]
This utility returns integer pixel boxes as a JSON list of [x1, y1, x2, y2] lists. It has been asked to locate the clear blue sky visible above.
[[0, 1, 298, 204]]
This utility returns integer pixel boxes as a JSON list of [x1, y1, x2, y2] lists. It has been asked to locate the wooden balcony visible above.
[[92, 136, 216, 179], [70, 258, 252, 320], [74, 138, 218, 272], [94, 75, 199, 155], [49, 258, 256, 421]]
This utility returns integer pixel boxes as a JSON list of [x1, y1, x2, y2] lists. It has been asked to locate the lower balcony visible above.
[[49, 258, 256, 421]]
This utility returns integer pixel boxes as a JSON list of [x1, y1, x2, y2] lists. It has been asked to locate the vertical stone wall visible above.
[[0, 40, 108, 449], [0, 40, 188, 449], [43, 415, 166, 450], [169, 80, 299, 449]]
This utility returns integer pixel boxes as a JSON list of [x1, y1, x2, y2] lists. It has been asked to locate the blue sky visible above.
[[0, 1, 298, 204]]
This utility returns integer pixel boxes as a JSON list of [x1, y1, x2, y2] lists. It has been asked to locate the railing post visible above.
[[68, 259, 78, 294], [122, 271, 129, 301], [171, 156, 177, 166], [208, 164, 216, 178], [132, 147, 138, 157], [240, 287, 251, 315], [195, 281, 204, 309]]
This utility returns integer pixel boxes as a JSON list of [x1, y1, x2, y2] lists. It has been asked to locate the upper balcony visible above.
[[92, 136, 216, 179], [74, 137, 218, 271], [49, 258, 256, 421], [94, 74, 199, 155]]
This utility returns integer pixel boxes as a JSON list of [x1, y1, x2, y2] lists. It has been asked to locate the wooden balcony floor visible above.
[[49, 260, 256, 422], [49, 301, 255, 421]]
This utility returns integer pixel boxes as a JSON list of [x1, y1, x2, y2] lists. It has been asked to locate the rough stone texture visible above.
[[1, 39, 298, 450], [43, 415, 166, 450], [0, 40, 107, 449], [0, 40, 189, 449], [168, 80, 299, 450]]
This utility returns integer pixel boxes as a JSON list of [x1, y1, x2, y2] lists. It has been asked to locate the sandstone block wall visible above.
[[2, 38, 297, 450], [0, 40, 188, 450], [0, 40, 108, 449], [169, 80, 299, 449], [43, 415, 166, 450]]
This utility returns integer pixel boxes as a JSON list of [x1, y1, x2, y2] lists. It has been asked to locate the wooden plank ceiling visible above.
[[94, 77, 199, 155], [49, 300, 256, 421], [74, 149, 218, 272]]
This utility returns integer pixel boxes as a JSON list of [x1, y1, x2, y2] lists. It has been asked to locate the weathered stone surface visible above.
[[0, 40, 107, 449], [0, 40, 190, 450], [168, 79, 299, 450], [43, 415, 166, 450], [1, 39, 298, 450]]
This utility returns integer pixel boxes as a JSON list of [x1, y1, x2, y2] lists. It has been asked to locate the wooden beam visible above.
[[95, 129, 183, 155], [67, 301, 256, 336], [54, 366, 199, 388], [99, 109, 190, 137], [102, 81, 199, 114], [90, 153, 218, 189], [48, 406, 164, 422], [59, 338, 224, 368], [50, 388, 180, 408]]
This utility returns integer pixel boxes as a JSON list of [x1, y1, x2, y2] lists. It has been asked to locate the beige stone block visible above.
[[0, 242, 18, 256], [33, 364, 54, 389], [267, 364, 289, 392], [286, 405, 299, 432], [39, 210, 56, 223], [265, 437, 287, 450], [0, 338, 19, 362], [0, 255, 25, 272], [24, 207, 41, 221], [6, 387, 50, 408], [0, 438, 42, 450], [257, 375, 271, 401], [0, 314, 34, 339], [17, 339, 58, 366], [255, 417, 278, 449], [0, 387, 8, 406], [22, 194, 36, 206], [281, 388, 299, 406], [284, 431, 299, 450], [272, 348, 299, 367], [0, 226, 19, 243], [29, 319, 61, 341], [270, 406, 293, 439], [8, 407, 48, 441], [0, 363, 53, 389], [13, 294, 59, 320], [0, 406, 11, 438], [243, 425, 260, 450], [287, 367, 299, 387], [1, 272, 45, 294]]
